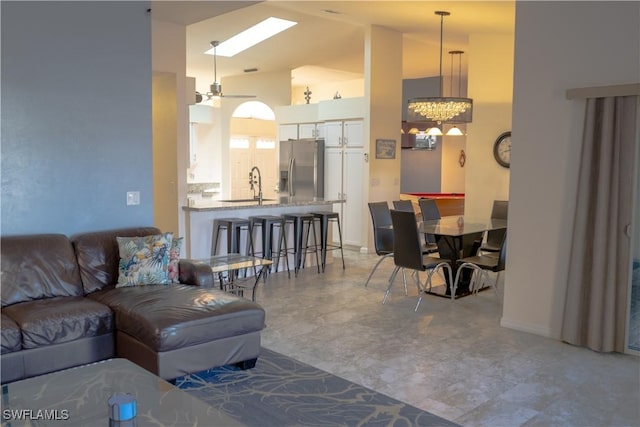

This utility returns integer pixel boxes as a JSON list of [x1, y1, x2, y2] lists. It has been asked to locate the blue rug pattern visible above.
[[174, 348, 458, 427]]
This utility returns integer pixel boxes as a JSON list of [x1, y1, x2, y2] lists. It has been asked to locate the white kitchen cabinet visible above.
[[324, 120, 364, 147], [278, 124, 298, 141], [298, 122, 324, 139], [325, 148, 343, 200], [324, 121, 343, 147], [325, 144, 365, 247], [341, 149, 365, 246], [343, 120, 364, 147], [280, 122, 325, 141]]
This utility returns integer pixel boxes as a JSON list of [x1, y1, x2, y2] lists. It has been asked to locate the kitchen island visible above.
[[183, 196, 344, 260]]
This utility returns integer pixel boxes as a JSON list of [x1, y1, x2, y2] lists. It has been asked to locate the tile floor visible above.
[[255, 250, 640, 427]]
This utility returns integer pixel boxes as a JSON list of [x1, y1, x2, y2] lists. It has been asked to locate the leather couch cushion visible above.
[[1, 234, 84, 307], [88, 285, 265, 352], [1, 314, 22, 353], [2, 297, 113, 349], [71, 227, 162, 294]]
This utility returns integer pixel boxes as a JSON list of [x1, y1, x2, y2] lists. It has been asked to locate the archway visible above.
[[228, 101, 278, 199]]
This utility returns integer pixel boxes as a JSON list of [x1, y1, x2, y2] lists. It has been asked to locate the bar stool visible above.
[[282, 213, 320, 277], [249, 215, 290, 278], [311, 211, 345, 272], [211, 217, 255, 257]]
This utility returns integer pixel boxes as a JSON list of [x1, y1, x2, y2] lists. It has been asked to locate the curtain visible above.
[[562, 96, 638, 352]]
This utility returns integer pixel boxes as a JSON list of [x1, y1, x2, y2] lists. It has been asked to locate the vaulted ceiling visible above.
[[152, 1, 515, 93]]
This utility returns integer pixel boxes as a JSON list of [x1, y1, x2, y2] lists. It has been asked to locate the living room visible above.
[[2, 1, 639, 426]]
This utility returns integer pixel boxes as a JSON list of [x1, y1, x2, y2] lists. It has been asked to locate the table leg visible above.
[[434, 232, 483, 298]]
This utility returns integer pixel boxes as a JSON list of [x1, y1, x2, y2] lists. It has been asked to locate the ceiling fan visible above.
[[197, 40, 256, 102]]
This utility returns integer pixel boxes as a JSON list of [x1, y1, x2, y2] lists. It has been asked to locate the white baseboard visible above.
[[500, 317, 554, 338]]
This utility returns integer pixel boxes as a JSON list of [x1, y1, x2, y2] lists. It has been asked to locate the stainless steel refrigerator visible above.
[[279, 138, 324, 198]]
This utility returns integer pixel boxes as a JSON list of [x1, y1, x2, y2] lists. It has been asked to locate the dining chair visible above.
[[364, 202, 395, 287], [384, 209, 453, 311], [453, 231, 507, 298], [392, 199, 415, 212], [418, 198, 441, 252], [480, 200, 508, 254]]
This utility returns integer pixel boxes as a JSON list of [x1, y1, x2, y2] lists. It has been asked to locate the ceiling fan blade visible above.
[[221, 94, 257, 99]]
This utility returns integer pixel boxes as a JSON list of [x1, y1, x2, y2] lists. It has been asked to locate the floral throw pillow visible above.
[[168, 236, 183, 284], [116, 233, 173, 287]]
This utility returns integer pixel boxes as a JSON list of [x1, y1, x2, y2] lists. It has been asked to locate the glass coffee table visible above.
[[1, 358, 244, 426], [192, 254, 273, 302]]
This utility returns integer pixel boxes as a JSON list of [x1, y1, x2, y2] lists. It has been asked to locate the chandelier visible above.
[[407, 11, 473, 125]]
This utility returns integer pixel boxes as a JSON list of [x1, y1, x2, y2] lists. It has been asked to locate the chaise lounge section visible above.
[[1, 227, 265, 383]]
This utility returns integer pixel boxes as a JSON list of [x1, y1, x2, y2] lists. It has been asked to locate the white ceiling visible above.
[[151, 1, 515, 94]]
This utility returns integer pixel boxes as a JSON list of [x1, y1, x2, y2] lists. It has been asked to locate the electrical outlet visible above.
[[126, 191, 140, 206]]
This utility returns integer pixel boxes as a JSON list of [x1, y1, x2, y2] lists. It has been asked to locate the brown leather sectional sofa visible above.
[[0, 227, 265, 383]]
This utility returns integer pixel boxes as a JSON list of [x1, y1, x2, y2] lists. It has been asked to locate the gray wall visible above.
[[1, 1, 152, 236], [401, 76, 442, 193]]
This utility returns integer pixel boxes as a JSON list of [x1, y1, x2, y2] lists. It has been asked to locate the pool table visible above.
[[399, 193, 465, 217]]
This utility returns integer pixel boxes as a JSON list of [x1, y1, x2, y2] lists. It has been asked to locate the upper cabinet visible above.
[[298, 122, 325, 139], [278, 124, 298, 141], [325, 120, 364, 147], [278, 122, 325, 141]]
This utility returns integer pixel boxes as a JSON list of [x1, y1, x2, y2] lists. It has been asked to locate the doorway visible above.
[[229, 101, 277, 200]]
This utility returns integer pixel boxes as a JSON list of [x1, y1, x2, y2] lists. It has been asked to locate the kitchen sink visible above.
[[219, 198, 276, 203]]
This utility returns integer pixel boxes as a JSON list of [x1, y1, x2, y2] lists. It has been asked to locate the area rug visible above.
[[173, 348, 458, 427]]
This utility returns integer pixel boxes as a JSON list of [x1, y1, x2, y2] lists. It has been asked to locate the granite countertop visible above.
[[183, 196, 345, 212]]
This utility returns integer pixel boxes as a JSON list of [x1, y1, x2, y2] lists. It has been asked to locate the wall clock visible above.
[[493, 131, 511, 168]]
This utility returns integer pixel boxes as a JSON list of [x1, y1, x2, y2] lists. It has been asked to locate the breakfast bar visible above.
[[182, 196, 344, 260]]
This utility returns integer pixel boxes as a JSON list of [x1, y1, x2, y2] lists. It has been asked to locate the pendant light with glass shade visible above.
[[407, 11, 473, 134]]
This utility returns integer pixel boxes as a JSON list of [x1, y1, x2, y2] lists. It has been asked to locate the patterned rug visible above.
[[173, 348, 458, 427]]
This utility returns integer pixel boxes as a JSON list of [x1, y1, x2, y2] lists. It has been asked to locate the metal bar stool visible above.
[[211, 217, 255, 256], [311, 211, 345, 272], [282, 213, 320, 277], [249, 215, 290, 278], [211, 217, 255, 279]]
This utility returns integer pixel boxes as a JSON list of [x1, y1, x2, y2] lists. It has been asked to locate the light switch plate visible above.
[[126, 191, 140, 206]]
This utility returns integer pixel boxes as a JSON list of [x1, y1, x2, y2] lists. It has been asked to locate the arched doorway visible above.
[[228, 101, 278, 199]]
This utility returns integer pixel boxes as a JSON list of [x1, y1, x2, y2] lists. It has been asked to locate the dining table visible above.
[[419, 216, 507, 298]]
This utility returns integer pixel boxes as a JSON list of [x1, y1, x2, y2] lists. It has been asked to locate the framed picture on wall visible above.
[[375, 139, 396, 159]]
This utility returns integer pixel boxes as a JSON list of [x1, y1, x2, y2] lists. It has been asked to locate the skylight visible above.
[[205, 17, 297, 57]]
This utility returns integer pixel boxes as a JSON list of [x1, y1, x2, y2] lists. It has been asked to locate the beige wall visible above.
[[505, 1, 640, 337], [365, 25, 403, 252], [291, 78, 365, 105], [464, 33, 514, 219], [152, 73, 179, 234], [441, 135, 466, 193], [152, 19, 189, 237]]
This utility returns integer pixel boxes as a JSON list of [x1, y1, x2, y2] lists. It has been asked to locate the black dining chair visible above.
[[392, 199, 415, 213], [418, 198, 441, 253], [480, 200, 508, 254], [384, 209, 453, 311], [364, 202, 396, 287], [453, 231, 507, 297]]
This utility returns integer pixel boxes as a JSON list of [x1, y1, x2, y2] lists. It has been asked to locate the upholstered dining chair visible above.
[[453, 231, 507, 298], [480, 200, 508, 254], [385, 209, 453, 311], [364, 202, 395, 287]]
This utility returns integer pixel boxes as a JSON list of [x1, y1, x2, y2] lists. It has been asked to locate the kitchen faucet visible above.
[[249, 166, 263, 203]]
